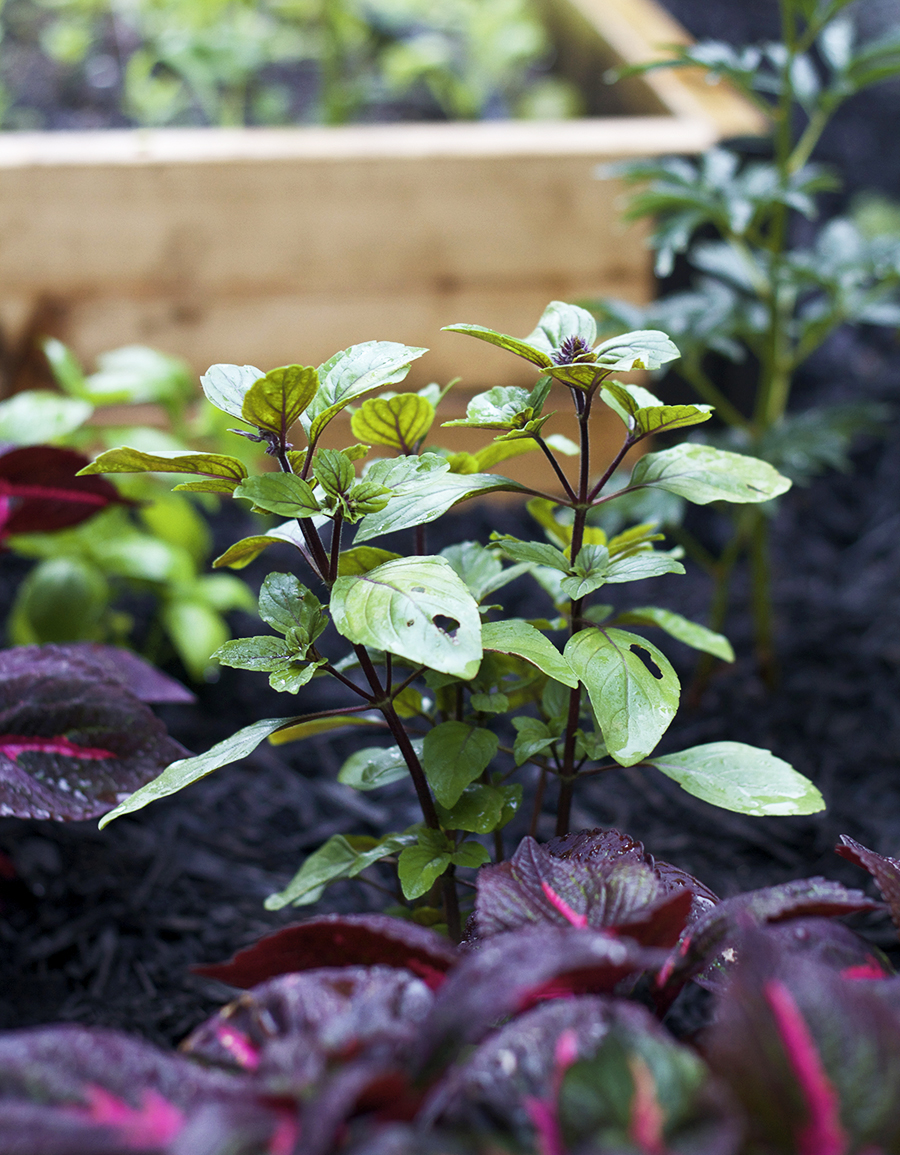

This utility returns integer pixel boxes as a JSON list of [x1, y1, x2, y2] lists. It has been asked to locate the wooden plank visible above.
[[0, 0, 763, 389]]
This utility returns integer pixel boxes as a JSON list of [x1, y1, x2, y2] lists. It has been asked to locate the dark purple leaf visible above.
[[418, 926, 664, 1067], [703, 927, 900, 1155], [0, 1024, 265, 1155], [836, 834, 900, 937], [426, 995, 652, 1144], [0, 643, 194, 703], [475, 831, 715, 948], [659, 877, 883, 993], [0, 446, 124, 538], [195, 913, 460, 990], [182, 967, 434, 1090], [0, 646, 185, 819]]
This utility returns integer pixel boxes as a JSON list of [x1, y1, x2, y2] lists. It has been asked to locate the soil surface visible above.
[[2, 0, 900, 1048]]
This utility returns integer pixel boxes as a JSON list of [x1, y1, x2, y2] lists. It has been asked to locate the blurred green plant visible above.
[[0, 340, 255, 678], [0, 0, 580, 128], [586, 0, 900, 678]]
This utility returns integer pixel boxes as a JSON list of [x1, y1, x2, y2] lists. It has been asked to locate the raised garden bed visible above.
[[0, 0, 761, 399]]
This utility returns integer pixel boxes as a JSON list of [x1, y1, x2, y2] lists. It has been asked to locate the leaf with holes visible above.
[[330, 557, 482, 678], [648, 742, 824, 816], [564, 628, 679, 766]]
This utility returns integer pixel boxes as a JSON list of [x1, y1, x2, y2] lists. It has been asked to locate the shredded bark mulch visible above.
[[1, 0, 900, 1048]]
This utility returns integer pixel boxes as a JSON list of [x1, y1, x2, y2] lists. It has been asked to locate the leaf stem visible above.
[[328, 508, 344, 583], [534, 435, 576, 502]]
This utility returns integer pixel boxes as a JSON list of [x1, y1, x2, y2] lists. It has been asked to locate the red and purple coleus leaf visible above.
[[0, 645, 185, 820], [182, 968, 435, 1089], [428, 998, 645, 1145], [0, 1023, 254, 1148], [0, 445, 125, 539], [195, 913, 460, 990], [659, 877, 883, 992], [416, 925, 665, 1070], [474, 831, 715, 949], [703, 926, 900, 1153], [835, 834, 900, 938]]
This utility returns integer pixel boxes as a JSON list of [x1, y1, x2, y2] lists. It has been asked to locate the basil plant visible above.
[[82, 301, 822, 938]]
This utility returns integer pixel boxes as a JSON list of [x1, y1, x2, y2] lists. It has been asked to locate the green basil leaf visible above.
[[98, 717, 298, 828], [201, 363, 264, 420], [241, 365, 319, 435], [213, 635, 300, 671], [647, 742, 825, 816], [212, 521, 308, 569], [338, 740, 424, 791], [493, 537, 571, 572], [628, 444, 792, 504], [350, 393, 435, 450], [592, 329, 680, 371], [441, 323, 552, 368], [451, 841, 492, 869], [268, 712, 385, 746], [436, 783, 520, 833], [398, 829, 454, 899], [330, 556, 483, 678], [615, 606, 734, 661], [0, 391, 92, 445], [564, 627, 680, 766], [258, 572, 326, 642], [481, 618, 578, 687], [265, 830, 418, 909], [525, 301, 597, 356], [78, 447, 248, 492], [305, 341, 427, 441], [442, 385, 534, 430], [512, 717, 557, 766], [422, 721, 499, 808], [337, 546, 402, 575], [233, 473, 320, 518], [354, 454, 523, 543]]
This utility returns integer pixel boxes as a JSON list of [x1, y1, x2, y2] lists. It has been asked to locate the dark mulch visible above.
[[2, 0, 900, 1048]]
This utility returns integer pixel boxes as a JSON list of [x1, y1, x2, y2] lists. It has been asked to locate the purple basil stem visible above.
[[0, 645, 185, 820]]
